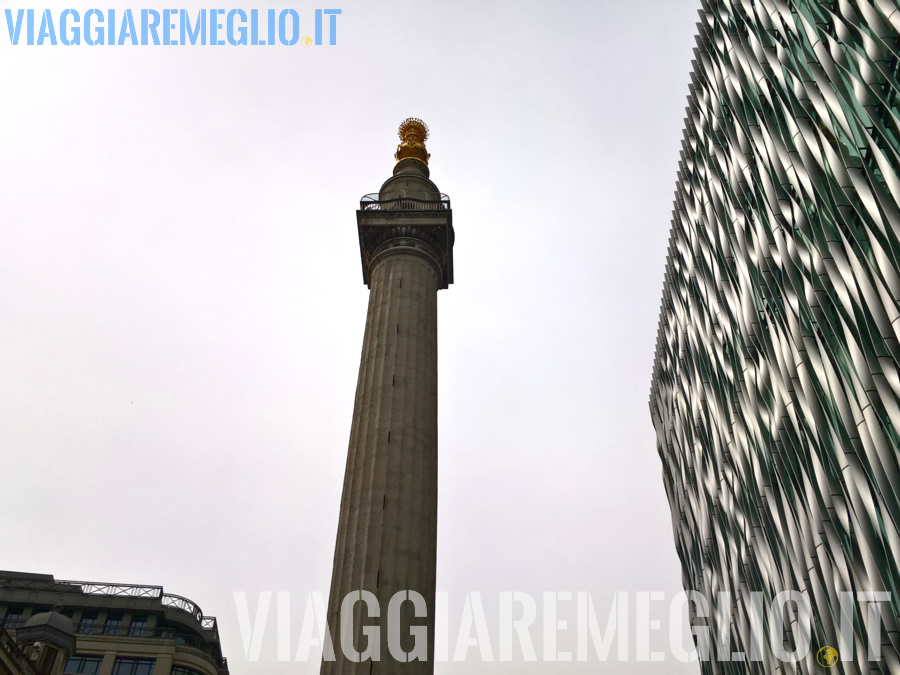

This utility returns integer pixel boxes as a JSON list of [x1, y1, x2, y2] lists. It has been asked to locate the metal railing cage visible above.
[[359, 193, 451, 211]]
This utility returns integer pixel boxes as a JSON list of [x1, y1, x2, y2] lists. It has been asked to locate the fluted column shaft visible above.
[[322, 249, 439, 675]]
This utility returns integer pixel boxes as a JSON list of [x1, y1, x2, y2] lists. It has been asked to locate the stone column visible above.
[[322, 120, 453, 675], [98, 652, 116, 675], [323, 253, 438, 675]]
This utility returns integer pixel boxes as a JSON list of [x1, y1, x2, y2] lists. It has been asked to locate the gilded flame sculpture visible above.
[[394, 117, 430, 165]]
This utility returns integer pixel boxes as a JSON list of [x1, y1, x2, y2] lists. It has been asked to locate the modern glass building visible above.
[[649, 0, 900, 671]]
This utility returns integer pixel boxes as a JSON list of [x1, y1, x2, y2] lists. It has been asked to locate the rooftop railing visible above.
[[360, 193, 450, 211], [161, 593, 205, 625], [60, 581, 161, 599], [1, 579, 218, 635]]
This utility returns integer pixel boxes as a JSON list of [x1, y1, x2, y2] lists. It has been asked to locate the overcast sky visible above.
[[2, 1, 704, 672]]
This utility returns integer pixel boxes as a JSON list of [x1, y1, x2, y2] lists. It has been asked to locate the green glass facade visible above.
[[649, 0, 900, 671]]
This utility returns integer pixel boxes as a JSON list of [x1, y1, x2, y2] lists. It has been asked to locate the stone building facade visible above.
[[0, 572, 228, 675]]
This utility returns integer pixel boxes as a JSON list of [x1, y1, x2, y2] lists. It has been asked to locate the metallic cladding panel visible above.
[[649, 0, 900, 671]]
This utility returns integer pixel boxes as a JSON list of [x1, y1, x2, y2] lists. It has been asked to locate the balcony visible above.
[[74, 622, 227, 669], [359, 193, 450, 211]]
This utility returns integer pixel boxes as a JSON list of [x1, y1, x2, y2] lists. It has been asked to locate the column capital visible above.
[[356, 203, 454, 290]]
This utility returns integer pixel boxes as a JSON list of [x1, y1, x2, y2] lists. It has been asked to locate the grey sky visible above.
[[1, 0, 704, 672]]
